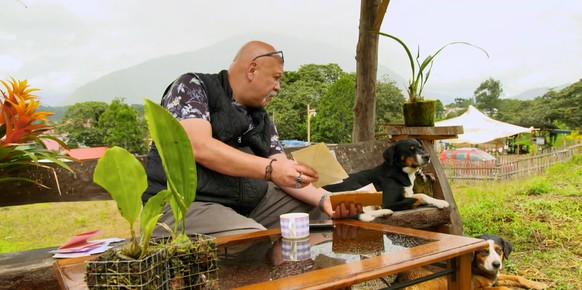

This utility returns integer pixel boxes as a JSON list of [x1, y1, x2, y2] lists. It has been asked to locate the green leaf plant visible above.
[[376, 32, 489, 102], [93, 99, 197, 259]]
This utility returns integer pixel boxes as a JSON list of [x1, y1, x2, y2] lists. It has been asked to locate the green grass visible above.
[[0, 201, 129, 253], [452, 154, 582, 289], [1, 155, 580, 288]]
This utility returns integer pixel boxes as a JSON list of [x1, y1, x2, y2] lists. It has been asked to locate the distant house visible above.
[[66, 147, 108, 160], [41, 139, 107, 160]]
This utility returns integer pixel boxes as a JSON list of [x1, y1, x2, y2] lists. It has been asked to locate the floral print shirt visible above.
[[161, 73, 284, 156]]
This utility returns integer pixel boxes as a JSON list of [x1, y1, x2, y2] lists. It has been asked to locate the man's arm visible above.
[[181, 118, 360, 218], [269, 152, 362, 219], [180, 118, 317, 189]]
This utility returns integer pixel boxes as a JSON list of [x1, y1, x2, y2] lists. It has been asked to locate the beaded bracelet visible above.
[[264, 158, 277, 181]]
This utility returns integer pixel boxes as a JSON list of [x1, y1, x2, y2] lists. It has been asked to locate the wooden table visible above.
[[53, 220, 487, 289]]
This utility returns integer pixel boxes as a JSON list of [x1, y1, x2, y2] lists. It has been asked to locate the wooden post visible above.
[[353, 0, 381, 142]]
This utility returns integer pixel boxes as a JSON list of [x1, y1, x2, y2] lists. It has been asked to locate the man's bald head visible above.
[[228, 41, 284, 108], [232, 41, 282, 63]]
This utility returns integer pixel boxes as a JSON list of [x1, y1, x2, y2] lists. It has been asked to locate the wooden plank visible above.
[[383, 125, 464, 138]]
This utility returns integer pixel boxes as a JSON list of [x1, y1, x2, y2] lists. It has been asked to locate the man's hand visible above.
[[270, 158, 318, 188], [322, 199, 362, 219]]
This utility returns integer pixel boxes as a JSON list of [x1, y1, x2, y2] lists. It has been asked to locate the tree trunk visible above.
[[353, 0, 381, 143]]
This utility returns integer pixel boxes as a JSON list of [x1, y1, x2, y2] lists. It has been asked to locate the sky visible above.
[[1, 0, 581, 106]]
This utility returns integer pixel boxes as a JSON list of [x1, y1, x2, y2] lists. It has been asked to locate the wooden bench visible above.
[[0, 131, 462, 289]]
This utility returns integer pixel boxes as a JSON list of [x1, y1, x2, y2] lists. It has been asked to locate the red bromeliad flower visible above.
[[1, 77, 74, 187], [1, 77, 53, 145]]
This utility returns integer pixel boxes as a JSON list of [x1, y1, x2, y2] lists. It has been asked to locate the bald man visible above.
[[143, 41, 360, 237]]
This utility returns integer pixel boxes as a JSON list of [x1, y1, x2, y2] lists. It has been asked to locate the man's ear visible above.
[[247, 63, 258, 80]]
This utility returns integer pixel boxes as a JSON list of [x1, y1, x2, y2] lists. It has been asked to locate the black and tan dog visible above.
[[323, 138, 449, 221], [396, 234, 547, 289]]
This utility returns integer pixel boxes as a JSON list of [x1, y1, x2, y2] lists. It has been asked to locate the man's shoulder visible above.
[[175, 72, 202, 84]]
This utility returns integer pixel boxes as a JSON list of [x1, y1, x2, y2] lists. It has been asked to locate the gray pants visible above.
[[152, 183, 327, 237]]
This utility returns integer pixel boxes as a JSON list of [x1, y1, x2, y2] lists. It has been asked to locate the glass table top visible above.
[[53, 220, 487, 290], [218, 222, 435, 288]]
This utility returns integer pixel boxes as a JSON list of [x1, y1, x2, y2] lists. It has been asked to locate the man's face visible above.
[[250, 52, 284, 108]]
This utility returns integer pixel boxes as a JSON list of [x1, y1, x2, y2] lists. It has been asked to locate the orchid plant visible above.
[[1, 77, 73, 187], [93, 99, 197, 259], [376, 32, 489, 102]]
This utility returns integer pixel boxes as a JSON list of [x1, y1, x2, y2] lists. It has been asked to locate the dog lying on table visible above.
[[323, 138, 449, 221], [396, 234, 548, 290]]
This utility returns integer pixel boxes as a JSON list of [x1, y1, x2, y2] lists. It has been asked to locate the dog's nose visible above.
[[492, 261, 501, 269], [422, 154, 430, 162]]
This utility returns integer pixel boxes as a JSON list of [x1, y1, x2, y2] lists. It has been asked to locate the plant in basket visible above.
[[143, 99, 218, 289], [87, 99, 218, 290], [88, 145, 171, 290]]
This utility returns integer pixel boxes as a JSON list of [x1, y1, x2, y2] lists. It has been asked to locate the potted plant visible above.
[[377, 32, 489, 126], [1, 77, 75, 187], [86, 99, 218, 290], [87, 146, 171, 289], [143, 99, 218, 289]]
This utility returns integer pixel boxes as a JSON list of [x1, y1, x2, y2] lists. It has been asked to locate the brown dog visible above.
[[396, 234, 547, 289]]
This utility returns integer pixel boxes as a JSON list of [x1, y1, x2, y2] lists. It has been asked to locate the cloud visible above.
[[1, 0, 581, 105]]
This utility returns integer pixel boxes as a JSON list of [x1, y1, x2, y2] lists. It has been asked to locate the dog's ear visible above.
[[477, 234, 514, 260], [500, 237, 513, 260], [383, 144, 396, 165]]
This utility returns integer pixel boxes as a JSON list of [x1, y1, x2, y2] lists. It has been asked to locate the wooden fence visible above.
[[440, 144, 582, 181]]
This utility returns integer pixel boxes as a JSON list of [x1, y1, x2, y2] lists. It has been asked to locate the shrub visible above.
[[1, 77, 74, 187]]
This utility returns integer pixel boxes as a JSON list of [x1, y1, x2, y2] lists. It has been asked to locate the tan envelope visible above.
[[290, 142, 349, 188]]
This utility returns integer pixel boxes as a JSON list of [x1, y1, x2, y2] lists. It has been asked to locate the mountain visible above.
[[506, 83, 570, 101], [62, 34, 405, 105]]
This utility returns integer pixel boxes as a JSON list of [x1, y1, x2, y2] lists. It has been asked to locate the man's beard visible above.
[[260, 91, 277, 107]]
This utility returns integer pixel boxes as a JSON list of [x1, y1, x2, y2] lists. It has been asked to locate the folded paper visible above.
[[290, 143, 348, 188], [57, 229, 103, 252]]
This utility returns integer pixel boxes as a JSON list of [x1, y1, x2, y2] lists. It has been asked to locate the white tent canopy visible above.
[[436, 105, 532, 144]]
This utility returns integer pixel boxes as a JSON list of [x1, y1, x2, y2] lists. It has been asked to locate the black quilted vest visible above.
[[142, 70, 271, 215]]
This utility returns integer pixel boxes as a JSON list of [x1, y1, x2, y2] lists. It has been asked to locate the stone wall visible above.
[[1, 140, 393, 207]]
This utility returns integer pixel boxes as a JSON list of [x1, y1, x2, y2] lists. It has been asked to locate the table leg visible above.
[[448, 253, 472, 290]]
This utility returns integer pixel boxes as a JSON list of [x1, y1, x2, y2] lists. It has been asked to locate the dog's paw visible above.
[[431, 199, 450, 209], [358, 208, 393, 221], [358, 213, 376, 222], [370, 209, 393, 218], [362, 205, 381, 212]]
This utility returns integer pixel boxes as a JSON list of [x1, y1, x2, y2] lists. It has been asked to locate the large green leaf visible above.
[[144, 99, 197, 229], [93, 146, 145, 225]]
